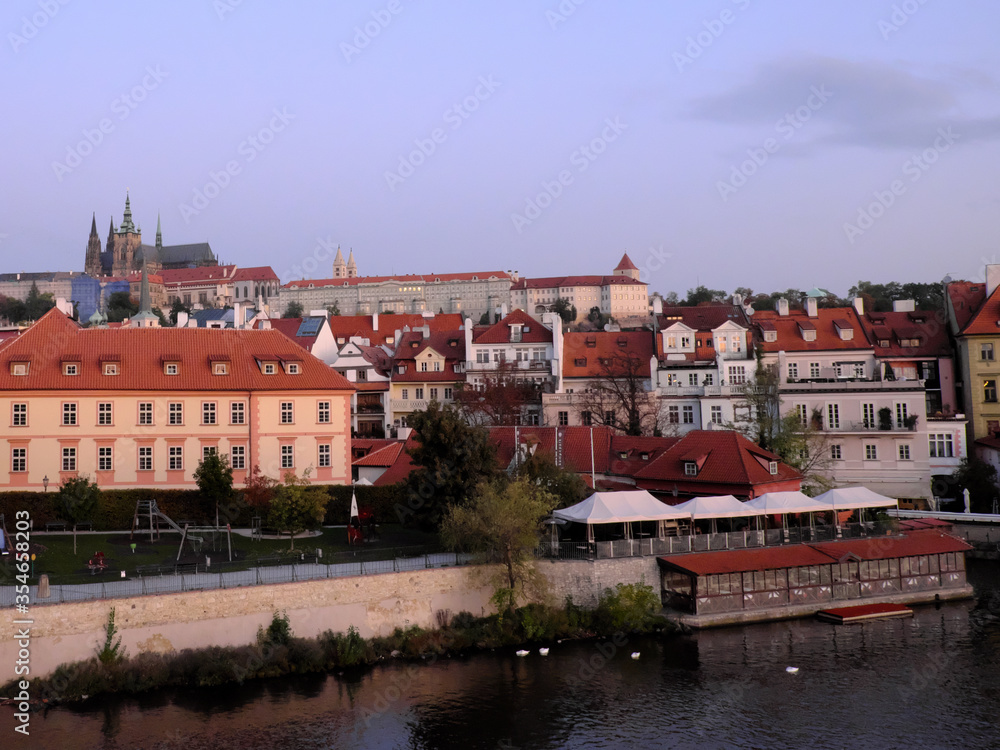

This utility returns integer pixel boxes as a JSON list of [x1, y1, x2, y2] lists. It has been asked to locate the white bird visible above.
[[786, 666, 799, 673], [516, 649, 529, 657], [539, 647, 550, 656], [631, 652, 640, 660]]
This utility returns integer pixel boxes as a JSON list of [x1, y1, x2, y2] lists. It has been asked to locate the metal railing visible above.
[[539, 520, 899, 560], [0, 548, 473, 607]]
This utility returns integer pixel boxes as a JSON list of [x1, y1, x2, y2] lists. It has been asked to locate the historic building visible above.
[[0, 308, 353, 489]]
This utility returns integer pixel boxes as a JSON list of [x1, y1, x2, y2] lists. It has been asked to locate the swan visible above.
[[539, 647, 550, 656], [516, 649, 529, 657], [786, 666, 799, 673], [631, 652, 640, 660]]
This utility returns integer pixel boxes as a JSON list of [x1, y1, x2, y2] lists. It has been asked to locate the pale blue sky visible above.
[[2, 0, 999, 298]]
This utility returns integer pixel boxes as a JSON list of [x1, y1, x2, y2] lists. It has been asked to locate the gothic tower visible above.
[[333, 246, 347, 278], [84, 213, 102, 277], [347, 249, 357, 278], [109, 192, 143, 277]]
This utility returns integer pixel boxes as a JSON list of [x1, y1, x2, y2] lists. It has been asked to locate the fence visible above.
[[539, 520, 899, 560], [0, 549, 473, 607]]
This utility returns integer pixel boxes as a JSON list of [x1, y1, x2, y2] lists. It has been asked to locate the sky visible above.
[[2, 0, 999, 299]]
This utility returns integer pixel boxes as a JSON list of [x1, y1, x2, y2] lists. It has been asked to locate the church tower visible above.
[[84, 214, 102, 277], [333, 246, 347, 278], [347, 249, 357, 278], [110, 192, 143, 277], [613, 252, 641, 281]]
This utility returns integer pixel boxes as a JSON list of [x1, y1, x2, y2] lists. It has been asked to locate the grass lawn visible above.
[[8, 524, 440, 585]]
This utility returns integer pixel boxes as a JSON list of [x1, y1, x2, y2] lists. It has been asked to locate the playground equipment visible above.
[[87, 551, 107, 575], [348, 507, 378, 546], [130, 498, 234, 562]]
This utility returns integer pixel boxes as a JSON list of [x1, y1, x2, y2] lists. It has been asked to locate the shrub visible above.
[[258, 610, 292, 647], [593, 582, 661, 634]]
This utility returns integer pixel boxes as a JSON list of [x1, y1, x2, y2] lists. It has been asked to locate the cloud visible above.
[[688, 54, 1000, 151]]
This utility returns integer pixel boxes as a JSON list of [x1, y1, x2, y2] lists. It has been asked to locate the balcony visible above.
[[826, 420, 919, 433], [784, 378, 925, 393], [391, 399, 428, 411]]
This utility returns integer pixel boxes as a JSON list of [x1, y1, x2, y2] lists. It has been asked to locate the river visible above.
[[20, 559, 1000, 749]]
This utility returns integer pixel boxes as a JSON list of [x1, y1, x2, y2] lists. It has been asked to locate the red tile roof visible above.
[[511, 275, 646, 290], [261, 317, 319, 352], [633, 430, 802, 495], [473, 309, 553, 344], [563, 331, 654, 378], [753, 307, 871, 353], [160, 265, 237, 285], [614, 253, 639, 272], [0, 309, 352, 392], [857, 310, 952, 358], [946, 281, 987, 333], [371, 434, 418, 486], [659, 545, 837, 576], [957, 282, 1000, 335], [326, 314, 464, 345], [352, 442, 405, 467], [490, 426, 617, 474], [657, 305, 751, 333], [285, 272, 511, 289], [233, 266, 279, 282]]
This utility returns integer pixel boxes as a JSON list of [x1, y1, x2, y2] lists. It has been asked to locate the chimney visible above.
[[776, 298, 789, 316], [176, 311, 189, 328], [372, 312, 379, 331], [853, 297, 864, 315], [805, 297, 818, 317], [988, 265, 1000, 298], [234, 302, 242, 329], [733, 293, 743, 307], [892, 299, 915, 312], [421, 325, 430, 339], [652, 295, 663, 315]]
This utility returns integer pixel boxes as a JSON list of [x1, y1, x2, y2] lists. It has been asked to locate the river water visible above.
[[21, 560, 1000, 750]]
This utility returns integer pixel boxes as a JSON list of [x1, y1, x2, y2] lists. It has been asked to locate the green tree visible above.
[[169, 297, 190, 325], [268, 470, 327, 550], [283, 300, 304, 318], [55, 475, 100, 554], [479, 311, 491, 325], [327, 301, 341, 316], [242, 463, 278, 510], [681, 285, 727, 306], [0, 295, 26, 323], [550, 297, 576, 324], [514, 448, 588, 508], [96, 607, 126, 665], [25, 282, 56, 320], [402, 402, 499, 529], [587, 306, 607, 328], [106, 291, 139, 323], [440, 477, 555, 614], [193, 451, 234, 526], [950, 458, 999, 513]]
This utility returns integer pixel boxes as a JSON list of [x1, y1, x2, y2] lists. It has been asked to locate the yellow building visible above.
[[0, 309, 353, 489]]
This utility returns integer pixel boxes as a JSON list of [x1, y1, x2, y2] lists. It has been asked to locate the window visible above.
[[865, 444, 878, 461], [62, 402, 77, 426], [415, 387, 424, 400], [280, 402, 294, 424], [281, 444, 294, 469], [98, 402, 112, 426], [794, 404, 808, 427], [582, 410, 593, 426], [287, 363, 300, 374], [357, 369, 368, 381], [169, 446, 183, 470], [558, 411, 569, 426], [213, 362, 228, 375], [728, 366, 747, 384], [444, 387, 453, 400], [731, 335, 742, 353], [810, 362, 820, 379], [104, 363, 118, 376], [421, 362, 428, 372], [165, 363, 178, 375], [202, 402, 217, 425], [853, 363, 865, 378], [687, 373, 698, 386], [704, 374, 713, 386], [476, 351, 489, 364], [929, 433, 954, 458], [710, 405, 723, 424], [788, 363, 798, 380], [430, 388, 438, 400], [830, 445, 842, 460], [263, 363, 276, 374], [61, 447, 76, 472], [768, 461, 778, 475], [898, 444, 911, 460], [139, 402, 153, 425], [684, 462, 697, 476], [203, 446, 217, 461], [12, 403, 26, 427], [11, 363, 27, 376], [169, 402, 183, 425], [64, 363, 78, 376], [231, 445, 246, 470], [863, 403, 875, 429], [11, 447, 25, 472], [986, 380, 998, 403], [668, 405, 679, 424], [982, 343, 994, 361], [827, 403, 840, 429], [138, 446, 152, 472], [895, 403, 909, 429], [318, 401, 331, 423], [98, 446, 113, 471], [433, 361, 441, 372], [318, 444, 331, 468], [231, 402, 245, 425], [682, 405, 694, 424]]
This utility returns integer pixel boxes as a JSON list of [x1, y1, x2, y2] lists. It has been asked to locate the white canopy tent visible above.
[[812, 487, 898, 511], [745, 491, 830, 532], [672, 495, 765, 534], [553, 490, 690, 542]]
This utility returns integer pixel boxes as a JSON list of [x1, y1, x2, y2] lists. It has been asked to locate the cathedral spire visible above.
[[131, 263, 159, 327], [155, 213, 162, 249], [120, 191, 136, 234], [85, 213, 103, 277]]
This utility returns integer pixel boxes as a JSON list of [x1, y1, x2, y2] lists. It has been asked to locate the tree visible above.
[[25, 282, 55, 320], [479, 311, 491, 325], [514, 447, 588, 508], [403, 402, 499, 530], [550, 297, 576, 324], [106, 291, 138, 323], [440, 477, 555, 614], [0, 295, 26, 323], [950, 458, 999, 513], [576, 350, 659, 436], [283, 301, 304, 318], [267, 470, 327, 549], [55, 475, 100, 554], [193, 451, 234, 526], [327, 301, 341, 316], [681, 285, 727, 306], [587, 306, 608, 328], [243, 464, 278, 510], [169, 297, 190, 325], [454, 358, 540, 427]]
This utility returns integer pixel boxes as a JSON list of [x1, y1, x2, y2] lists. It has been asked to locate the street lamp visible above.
[[42, 475, 48, 492]]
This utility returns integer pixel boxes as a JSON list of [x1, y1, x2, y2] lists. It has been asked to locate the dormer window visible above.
[[641, 452, 649, 461], [684, 461, 697, 476], [165, 363, 179, 375], [213, 362, 228, 375], [10, 362, 28, 376], [263, 363, 276, 374], [763, 331, 777, 343], [287, 363, 300, 374], [769, 461, 778, 475], [64, 363, 79, 376], [103, 363, 119, 376]]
